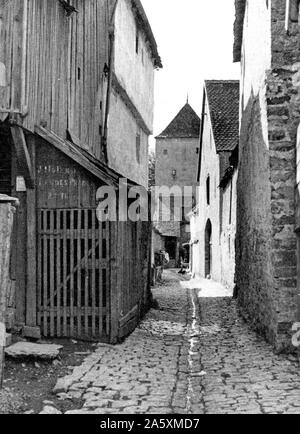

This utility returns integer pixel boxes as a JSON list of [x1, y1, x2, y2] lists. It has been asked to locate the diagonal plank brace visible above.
[[10, 125, 34, 189]]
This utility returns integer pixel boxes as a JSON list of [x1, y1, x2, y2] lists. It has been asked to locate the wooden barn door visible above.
[[37, 208, 110, 340]]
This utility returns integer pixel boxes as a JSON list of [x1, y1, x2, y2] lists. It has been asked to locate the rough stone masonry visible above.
[[235, 0, 300, 352]]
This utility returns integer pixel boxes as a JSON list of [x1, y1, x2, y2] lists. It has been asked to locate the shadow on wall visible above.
[[235, 89, 278, 346]]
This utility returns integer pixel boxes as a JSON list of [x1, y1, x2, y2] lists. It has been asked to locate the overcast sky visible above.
[[141, 0, 240, 146]]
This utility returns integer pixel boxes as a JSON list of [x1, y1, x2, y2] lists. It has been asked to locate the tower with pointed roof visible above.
[[153, 102, 201, 267]]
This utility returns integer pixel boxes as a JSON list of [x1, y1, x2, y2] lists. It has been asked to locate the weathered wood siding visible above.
[[0, 0, 109, 159], [0, 196, 17, 386], [35, 140, 151, 341], [36, 139, 110, 339], [113, 219, 151, 340], [0, 1, 24, 118]]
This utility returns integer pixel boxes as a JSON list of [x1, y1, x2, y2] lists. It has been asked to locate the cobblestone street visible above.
[[51, 270, 300, 415]]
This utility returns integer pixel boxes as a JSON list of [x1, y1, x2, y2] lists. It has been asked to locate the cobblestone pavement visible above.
[[51, 270, 300, 414]]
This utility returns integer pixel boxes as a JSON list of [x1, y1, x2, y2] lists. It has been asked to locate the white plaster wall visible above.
[[114, 0, 155, 131], [108, 89, 149, 187], [220, 169, 237, 289], [198, 99, 221, 282], [190, 211, 201, 277]]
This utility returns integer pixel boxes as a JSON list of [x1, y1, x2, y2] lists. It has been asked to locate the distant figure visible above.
[[154, 250, 165, 282], [178, 256, 186, 274], [161, 250, 169, 269]]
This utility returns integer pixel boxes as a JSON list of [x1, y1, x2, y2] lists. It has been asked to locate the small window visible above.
[[136, 30, 139, 54], [196, 148, 199, 154], [136, 134, 141, 163], [172, 169, 177, 179], [170, 195, 175, 220], [163, 149, 168, 155], [206, 176, 210, 205], [159, 194, 163, 221]]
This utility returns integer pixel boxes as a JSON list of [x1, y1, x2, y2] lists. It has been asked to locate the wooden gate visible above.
[[116, 220, 151, 339], [37, 208, 110, 339]]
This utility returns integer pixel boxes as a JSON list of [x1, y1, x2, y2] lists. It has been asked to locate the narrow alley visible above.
[[50, 271, 300, 415]]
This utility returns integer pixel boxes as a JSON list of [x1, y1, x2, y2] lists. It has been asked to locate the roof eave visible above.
[[131, 0, 163, 69], [216, 147, 238, 154], [233, 0, 246, 63], [155, 135, 200, 140]]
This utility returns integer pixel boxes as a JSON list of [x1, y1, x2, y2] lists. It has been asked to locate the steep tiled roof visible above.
[[205, 80, 240, 152], [156, 103, 200, 139]]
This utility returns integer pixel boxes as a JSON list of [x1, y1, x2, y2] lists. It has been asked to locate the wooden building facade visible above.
[[0, 0, 155, 342]]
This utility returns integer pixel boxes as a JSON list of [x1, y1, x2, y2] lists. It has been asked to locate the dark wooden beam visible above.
[[10, 125, 34, 189], [112, 73, 152, 135], [109, 221, 119, 344]]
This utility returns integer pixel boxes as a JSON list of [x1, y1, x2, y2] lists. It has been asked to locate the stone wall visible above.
[[236, 0, 300, 352], [155, 137, 200, 190], [154, 137, 199, 245]]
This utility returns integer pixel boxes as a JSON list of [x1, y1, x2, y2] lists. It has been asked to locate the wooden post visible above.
[[109, 220, 119, 344], [0, 195, 18, 388], [25, 135, 37, 329]]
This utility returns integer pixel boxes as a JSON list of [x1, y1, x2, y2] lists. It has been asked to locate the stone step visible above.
[[5, 342, 63, 360]]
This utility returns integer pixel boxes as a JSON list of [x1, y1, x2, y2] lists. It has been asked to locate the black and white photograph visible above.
[[0, 0, 299, 418]]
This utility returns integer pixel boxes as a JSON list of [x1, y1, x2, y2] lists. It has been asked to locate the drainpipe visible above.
[[102, 0, 119, 164]]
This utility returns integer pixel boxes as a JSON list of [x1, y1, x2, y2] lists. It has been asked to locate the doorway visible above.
[[205, 219, 212, 277], [165, 236, 177, 261], [0, 130, 12, 195]]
